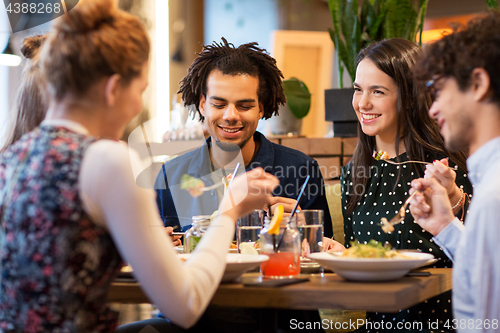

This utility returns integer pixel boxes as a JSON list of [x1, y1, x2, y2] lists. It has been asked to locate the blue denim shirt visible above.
[[155, 132, 333, 238]]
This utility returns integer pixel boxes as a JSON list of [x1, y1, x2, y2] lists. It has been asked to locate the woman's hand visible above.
[[218, 168, 279, 221], [301, 237, 345, 256], [424, 158, 462, 209], [323, 237, 345, 252]]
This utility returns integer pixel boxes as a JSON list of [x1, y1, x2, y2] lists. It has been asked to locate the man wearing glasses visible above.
[[409, 12, 500, 332]]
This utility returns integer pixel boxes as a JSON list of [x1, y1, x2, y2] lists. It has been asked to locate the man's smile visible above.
[[219, 126, 244, 134]]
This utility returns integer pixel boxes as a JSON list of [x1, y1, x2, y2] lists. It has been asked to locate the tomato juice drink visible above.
[[261, 251, 300, 277]]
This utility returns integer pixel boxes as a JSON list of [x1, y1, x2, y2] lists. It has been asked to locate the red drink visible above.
[[261, 252, 300, 277]]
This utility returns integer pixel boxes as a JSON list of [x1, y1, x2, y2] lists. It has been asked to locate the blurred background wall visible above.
[[0, 0, 492, 146]]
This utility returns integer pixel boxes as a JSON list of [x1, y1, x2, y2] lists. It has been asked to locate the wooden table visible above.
[[108, 268, 451, 312]]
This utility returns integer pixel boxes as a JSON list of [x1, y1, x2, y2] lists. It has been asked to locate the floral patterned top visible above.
[[0, 125, 123, 332]]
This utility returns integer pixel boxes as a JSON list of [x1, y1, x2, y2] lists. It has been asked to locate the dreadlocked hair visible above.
[[179, 37, 286, 121]]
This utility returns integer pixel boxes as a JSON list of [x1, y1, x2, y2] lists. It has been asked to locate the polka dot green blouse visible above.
[[341, 152, 472, 332], [341, 152, 472, 258]]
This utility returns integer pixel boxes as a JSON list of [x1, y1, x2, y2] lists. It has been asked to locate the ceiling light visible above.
[[0, 38, 21, 67]]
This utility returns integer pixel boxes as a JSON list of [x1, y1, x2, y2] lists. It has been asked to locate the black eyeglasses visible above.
[[425, 79, 437, 88], [425, 76, 445, 100]]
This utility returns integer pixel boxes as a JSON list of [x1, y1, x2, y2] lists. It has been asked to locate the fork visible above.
[[198, 171, 236, 192], [199, 181, 225, 192], [381, 191, 419, 231], [382, 159, 458, 170], [184, 169, 237, 197]]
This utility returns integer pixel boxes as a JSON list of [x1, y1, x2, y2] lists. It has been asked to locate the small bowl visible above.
[[300, 259, 323, 274], [179, 253, 269, 282]]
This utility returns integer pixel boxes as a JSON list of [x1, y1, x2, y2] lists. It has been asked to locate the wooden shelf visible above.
[[266, 136, 358, 180]]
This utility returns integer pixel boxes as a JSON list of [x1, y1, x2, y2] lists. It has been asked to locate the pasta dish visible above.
[[341, 240, 410, 259]]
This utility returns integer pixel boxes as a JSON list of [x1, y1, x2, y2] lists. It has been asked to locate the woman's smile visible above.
[[360, 113, 382, 123]]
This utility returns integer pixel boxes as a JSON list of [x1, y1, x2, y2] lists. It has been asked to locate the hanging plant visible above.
[[282, 77, 311, 119]]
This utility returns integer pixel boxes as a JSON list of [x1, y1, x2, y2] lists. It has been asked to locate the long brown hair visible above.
[[346, 38, 468, 215], [40, 0, 150, 102], [1, 35, 46, 152]]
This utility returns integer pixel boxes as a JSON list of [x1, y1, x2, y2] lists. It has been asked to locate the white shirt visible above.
[[434, 136, 500, 332], [42, 119, 235, 329]]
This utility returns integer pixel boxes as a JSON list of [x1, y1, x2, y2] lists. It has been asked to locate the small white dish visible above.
[[308, 251, 434, 282], [174, 246, 184, 254], [238, 241, 261, 254], [300, 257, 322, 274], [179, 253, 269, 282]]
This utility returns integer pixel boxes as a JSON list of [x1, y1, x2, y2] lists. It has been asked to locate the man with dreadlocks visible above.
[[155, 38, 340, 248], [151, 38, 339, 332]]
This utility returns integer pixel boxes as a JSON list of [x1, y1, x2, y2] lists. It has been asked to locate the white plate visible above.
[[177, 246, 252, 254], [424, 258, 438, 266], [179, 253, 269, 282], [308, 251, 434, 282], [177, 246, 258, 254]]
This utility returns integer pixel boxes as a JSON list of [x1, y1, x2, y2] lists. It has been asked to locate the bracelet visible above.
[[451, 187, 464, 210]]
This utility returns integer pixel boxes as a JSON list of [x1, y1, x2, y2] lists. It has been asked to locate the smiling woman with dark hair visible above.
[[341, 38, 472, 332]]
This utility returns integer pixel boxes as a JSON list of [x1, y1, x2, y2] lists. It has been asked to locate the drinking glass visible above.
[[297, 210, 324, 257], [259, 216, 301, 278], [237, 210, 264, 253]]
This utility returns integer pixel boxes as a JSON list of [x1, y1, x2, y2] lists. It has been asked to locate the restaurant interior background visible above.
[[0, 0, 491, 165], [0, 0, 493, 328]]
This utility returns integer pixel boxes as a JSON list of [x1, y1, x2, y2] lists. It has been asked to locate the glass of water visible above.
[[297, 210, 324, 257], [237, 210, 264, 253]]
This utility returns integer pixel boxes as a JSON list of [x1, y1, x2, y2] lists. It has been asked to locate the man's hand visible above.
[[267, 197, 301, 218], [165, 227, 182, 247], [424, 158, 462, 209], [409, 178, 456, 236]]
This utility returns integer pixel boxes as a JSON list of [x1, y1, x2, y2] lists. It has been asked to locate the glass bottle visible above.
[[259, 215, 301, 277], [184, 215, 211, 253]]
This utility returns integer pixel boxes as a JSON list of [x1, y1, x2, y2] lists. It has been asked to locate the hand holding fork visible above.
[[181, 167, 237, 197], [380, 191, 419, 233]]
